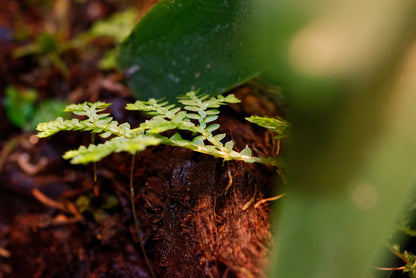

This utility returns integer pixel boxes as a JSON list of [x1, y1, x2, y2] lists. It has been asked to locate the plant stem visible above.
[[91, 134, 99, 196], [91, 134, 97, 182], [129, 153, 156, 278]]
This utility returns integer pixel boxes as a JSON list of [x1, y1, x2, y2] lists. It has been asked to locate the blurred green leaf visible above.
[[3, 86, 38, 128], [257, 1, 416, 278], [87, 8, 137, 43], [98, 49, 117, 70], [13, 8, 139, 74], [118, 0, 261, 102], [26, 99, 68, 131], [75, 195, 91, 213], [3, 85, 68, 132]]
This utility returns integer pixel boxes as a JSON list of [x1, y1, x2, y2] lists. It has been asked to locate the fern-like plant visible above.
[[36, 91, 287, 278], [37, 92, 284, 166]]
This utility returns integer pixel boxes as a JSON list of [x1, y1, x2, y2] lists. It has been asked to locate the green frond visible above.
[[64, 101, 111, 113], [36, 101, 136, 138], [63, 142, 115, 164], [113, 136, 161, 154], [37, 92, 284, 169], [126, 98, 180, 120], [37, 117, 86, 137], [140, 118, 179, 133], [246, 115, 289, 139], [63, 135, 161, 164], [178, 91, 240, 110]]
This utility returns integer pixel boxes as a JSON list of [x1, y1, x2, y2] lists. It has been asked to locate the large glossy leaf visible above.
[[118, 0, 260, 102]]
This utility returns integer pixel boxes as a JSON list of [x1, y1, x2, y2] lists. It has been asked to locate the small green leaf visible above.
[[173, 111, 187, 121], [169, 133, 183, 141], [214, 134, 226, 141], [193, 135, 205, 143], [184, 106, 200, 112], [205, 115, 218, 123], [95, 118, 113, 126], [206, 109, 220, 115], [146, 121, 177, 133], [116, 136, 161, 154], [100, 132, 112, 138], [192, 138, 204, 147], [187, 113, 200, 120], [178, 99, 197, 106], [229, 151, 240, 158], [206, 124, 220, 133], [224, 140, 234, 151], [240, 147, 252, 157], [224, 94, 241, 103]]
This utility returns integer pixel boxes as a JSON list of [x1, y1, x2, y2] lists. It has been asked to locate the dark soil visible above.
[[0, 1, 283, 277]]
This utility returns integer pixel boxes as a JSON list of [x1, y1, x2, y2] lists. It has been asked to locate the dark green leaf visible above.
[[118, 0, 261, 102]]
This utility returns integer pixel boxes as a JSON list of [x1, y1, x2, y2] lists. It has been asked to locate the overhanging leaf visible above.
[[118, 0, 261, 102]]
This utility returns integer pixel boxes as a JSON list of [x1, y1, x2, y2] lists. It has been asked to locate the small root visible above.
[[242, 185, 257, 211], [224, 165, 233, 194], [275, 138, 281, 157], [254, 193, 286, 209]]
